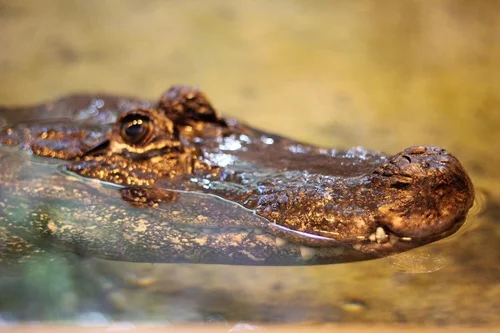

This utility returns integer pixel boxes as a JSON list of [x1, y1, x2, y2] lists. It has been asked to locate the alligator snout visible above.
[[373, 146, 474, 240]]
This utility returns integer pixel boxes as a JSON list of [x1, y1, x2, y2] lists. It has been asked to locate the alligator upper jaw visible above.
[[256, 145, 475, 255], [353, 215, 469, 255], [260, 212, 468, 257]]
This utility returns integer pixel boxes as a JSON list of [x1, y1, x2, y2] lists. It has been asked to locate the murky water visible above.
[[0, 0, 499, 326]]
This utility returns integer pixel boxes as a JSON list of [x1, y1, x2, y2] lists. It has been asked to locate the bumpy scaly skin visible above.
[[0, 86, 474, 265]]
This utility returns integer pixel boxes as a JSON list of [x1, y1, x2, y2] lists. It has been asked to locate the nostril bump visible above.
[[406, 146, 427, 155]]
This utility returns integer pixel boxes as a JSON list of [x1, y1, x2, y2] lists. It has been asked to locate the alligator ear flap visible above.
[[82, 140, 110, 157], [157, 85, 227, 127]]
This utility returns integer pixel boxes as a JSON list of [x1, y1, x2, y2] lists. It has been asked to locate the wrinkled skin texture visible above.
[[0, 86, 474, 265]]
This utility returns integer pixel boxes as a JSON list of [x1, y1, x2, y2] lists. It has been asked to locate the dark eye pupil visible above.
[[120, 115, 152, 145], [125, 123, 144, 137]]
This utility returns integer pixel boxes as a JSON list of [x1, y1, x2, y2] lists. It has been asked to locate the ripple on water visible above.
[[388, 251, 450, 274], [387, 185, 487, 274], [387, 200, 483, 274]]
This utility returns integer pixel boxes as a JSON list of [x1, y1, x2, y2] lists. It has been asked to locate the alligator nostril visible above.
[[402, 155, 412, 164], [390, 181, 411, 189], [391, 155, 412, 168]]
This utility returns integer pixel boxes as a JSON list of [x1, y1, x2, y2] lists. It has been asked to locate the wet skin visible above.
[[0, 86, 474, 265]]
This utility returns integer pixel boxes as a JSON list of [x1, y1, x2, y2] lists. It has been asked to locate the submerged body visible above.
[[0, 86, 474, 265]]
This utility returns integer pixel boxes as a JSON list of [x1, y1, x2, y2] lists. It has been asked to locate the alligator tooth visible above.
[[401, 237, 412, 242], [300, 246, 316, 260], [368, 233, 376, 242], [275, 237, 288, 247], [375, 227, 389, 244]]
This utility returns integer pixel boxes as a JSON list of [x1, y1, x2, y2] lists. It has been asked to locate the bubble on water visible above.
[[389, 187, 487, 274], [341, 299, 367, 313], [470, 189, 487, 217]]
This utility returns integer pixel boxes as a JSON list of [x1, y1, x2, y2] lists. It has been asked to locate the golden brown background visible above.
[[0, 0, 499, 326]]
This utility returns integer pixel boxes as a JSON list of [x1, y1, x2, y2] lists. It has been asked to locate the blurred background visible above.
[[0, 0, 499, 326]]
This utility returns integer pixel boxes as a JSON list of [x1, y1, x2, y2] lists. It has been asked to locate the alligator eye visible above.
[[120, 114, 154, 145]]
